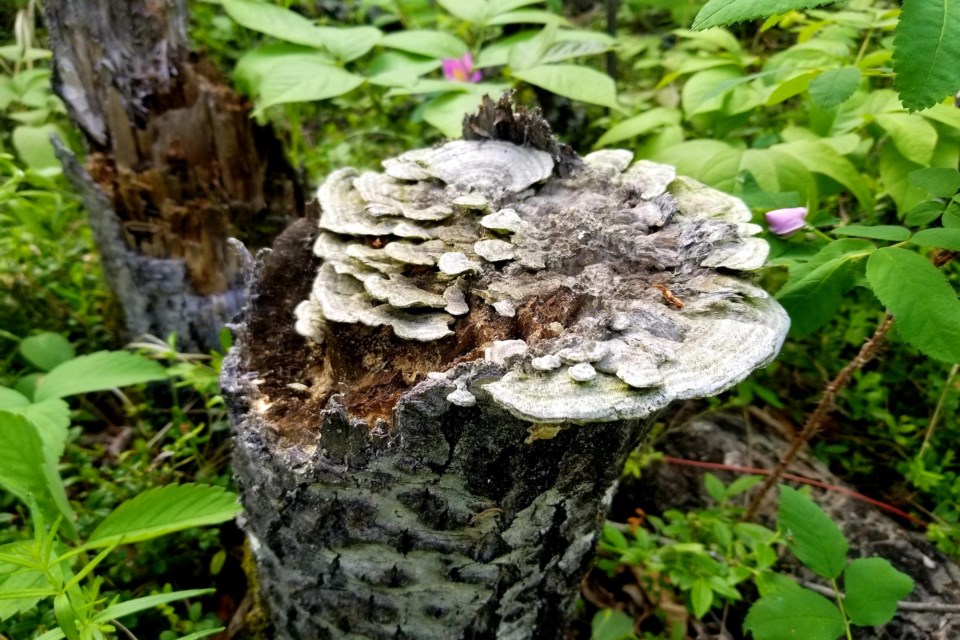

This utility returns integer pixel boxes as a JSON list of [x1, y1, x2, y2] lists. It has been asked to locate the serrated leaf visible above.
[[776, 239, 875, 336], [33, 351, 168, 402], [866, 247, 960, 362], [744, 585, 845, 640], [595, 108, 681, 148], [843, 557, 914, 626], [0, 411, 74, 533], [380, 30, 468, 59], [19, 333, 75, 372], [591, 608, 635, 640], [693, 0, 841, 30], [7, 398, 70, 463], [909, 167, 960, 197], [893, 0, 960, 110], [85, 484, 241, 548], [513, 64, 621, 110], [779, 486, 848, 579], [808, 67, 861, 109], [832, 225, 911, 241], [911, 227, 960, 250], [875, 113, 938, 166]]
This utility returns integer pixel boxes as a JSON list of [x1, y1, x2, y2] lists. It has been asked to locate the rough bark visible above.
[[44, 0, 302, 351], [223, 98, 789, 639]]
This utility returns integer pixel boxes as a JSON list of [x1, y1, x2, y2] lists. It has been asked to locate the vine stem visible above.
[[831, 577, 854, 640], [743, 313, 895, 521]]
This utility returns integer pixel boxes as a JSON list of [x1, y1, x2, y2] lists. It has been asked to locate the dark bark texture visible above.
[[44, 0, 301, 351], [223, 221, 654, 639]]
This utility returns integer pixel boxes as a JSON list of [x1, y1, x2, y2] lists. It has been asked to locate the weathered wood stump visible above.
[[223, 97, 789, 639], [44, 0, 301, 351]]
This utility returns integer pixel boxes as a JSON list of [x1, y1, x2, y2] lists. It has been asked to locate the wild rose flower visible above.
[[765, 207, 807, 236], [442, 53, 481, 83]]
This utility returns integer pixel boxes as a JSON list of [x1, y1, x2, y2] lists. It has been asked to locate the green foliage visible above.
[[693, 1, 840, 30], [893, 0, 960, 110], [743, 486, 914, 640]]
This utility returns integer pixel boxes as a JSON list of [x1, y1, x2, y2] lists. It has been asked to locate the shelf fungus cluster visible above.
[[295, 137, 788, 424]]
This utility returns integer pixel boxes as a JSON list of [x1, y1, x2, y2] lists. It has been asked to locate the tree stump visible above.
[[44, 0, 302, 351], [223, 97, 789, 639]]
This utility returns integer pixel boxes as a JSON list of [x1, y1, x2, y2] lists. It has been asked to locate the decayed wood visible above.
[[44, 0, 301, 350], [224, 97, 788, 639]]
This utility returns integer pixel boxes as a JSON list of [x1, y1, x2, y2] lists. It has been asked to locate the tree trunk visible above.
[[43, 0, 302, 351], [223, 97, 789, 639]]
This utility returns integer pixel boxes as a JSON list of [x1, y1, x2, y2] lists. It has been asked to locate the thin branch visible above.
[[800, 580, 960, 614]]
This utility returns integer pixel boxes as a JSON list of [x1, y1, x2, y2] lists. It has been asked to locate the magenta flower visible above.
[[442, 53, 481, 83], [765, 207, 808, 236]]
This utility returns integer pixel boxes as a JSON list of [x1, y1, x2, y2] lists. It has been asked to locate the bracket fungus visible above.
[[226, 95, 789, 640]]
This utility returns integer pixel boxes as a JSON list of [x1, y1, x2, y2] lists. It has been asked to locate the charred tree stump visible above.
[[223, 97, 789, 639], [43, 0, 302, 351]]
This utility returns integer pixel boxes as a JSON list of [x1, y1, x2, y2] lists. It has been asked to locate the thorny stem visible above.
[[743, 313, 895, 521]]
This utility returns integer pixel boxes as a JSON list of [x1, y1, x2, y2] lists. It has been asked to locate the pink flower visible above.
[[765, 207, 808, 236], [442, 53, 481, 83]]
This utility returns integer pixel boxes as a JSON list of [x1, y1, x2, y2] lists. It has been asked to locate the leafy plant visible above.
[[743, 486, 914, 640]]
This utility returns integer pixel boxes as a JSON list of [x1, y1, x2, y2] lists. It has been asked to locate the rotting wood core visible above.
[[242, 220, 585, 439]]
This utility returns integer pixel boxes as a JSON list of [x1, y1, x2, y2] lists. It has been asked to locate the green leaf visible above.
[[422, 91, 489, 139], [8, 399, 71, 463], [508, 23, 558, 72], [875, 113, 938, 166], [744, 585, 846, 640], [12, 124, 62, 173], [776, 239, 875, 337], [366, 51, 441, 88], [311, 26, 382, 62], [512, 64, 621, 111], [0, 387, 30, 409], [254, 61, 365, 112], [591, 608, 635, 640], [0, 412, 74, 533], [691, 579, 714, 618], [880, 143, 930, 216], [704, 473, 726, 503], [893, 0, 960, 111], [843, 557, 914, 626], [775, 139, 873, 210], [832, 225, 911, 241], [19, 333, 75, 372], [85, 484, 241, 548], [595, 108, 682, 148], [380, 30, 468, 59], [765, 70, 817, 106], [0, 540, 60, 622], [682, 66, 742, 116], [911, 227, 960, 250], [693, 0, 842, 30], [866, 247, 960, 362], [778, 486, 848, 579], [904, 200, 947, 227], [175, 630, 226, 640], [436, 0, 487, 23], [909, 167, 960, 197], [33, 351, 168, 402], [486, 10, 570, 26], [221, 0, 325, 48], [808, 67, 861, 109], [726, 475, 764, 497]]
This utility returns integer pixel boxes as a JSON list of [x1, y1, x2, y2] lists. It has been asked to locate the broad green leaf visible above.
[[489, 0, 543, 13], [775, 139, 873, 210], [909, 167, 960, 197], [34, 351, 167, 402], [808, 67, 860, 109], [436, 0, 486, 23], [832, 225, 911, 241], [234, 45, 333, 95], [904, 201, 947, 226], [778, 486, 848, 579], [0, 387, 30, 409], [222, 0, 325, 48], [508, 23, 557, 72], [691, 579, 714, 618], [12, 124, 62, 173], [512, 64, 621, 111], [880, 143, 930, 215], [652, 139, 732, 179], [486, 10, 570, 26], [85, 484, 241, 548], [893, 0, 960, 110], [595, 108, 681, 148], [843, 557, 914, 626], [476, 30, 613, 68], [682, 66, 742, 116], [591, 608, 635, 640], [366, 51, 441, 88], [255, 61, 365, 112], [0, 412, 74, 532], [311, 26, 382, 62], [875, 113, 938, 166], [764, 70, 817, 106], [743, 585, 845, 640], [380, 30, 468, 59], [704, 473, 726, 504], [7, 398, 70, 462], [422, 91, 485, 138], [911, 227, 960, 250], [946, 199, 960, 227], [776, 239, 875, 337], [693, 0, 841, 30], [866, 247, 960, 362], [19, 333, 75, 372]]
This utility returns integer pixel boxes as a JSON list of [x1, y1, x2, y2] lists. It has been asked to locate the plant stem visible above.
[[743, 313, 895, 521], [918, 363, 959, 457], [831, 578, 854, 640], [804, 223, 834, 243]]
